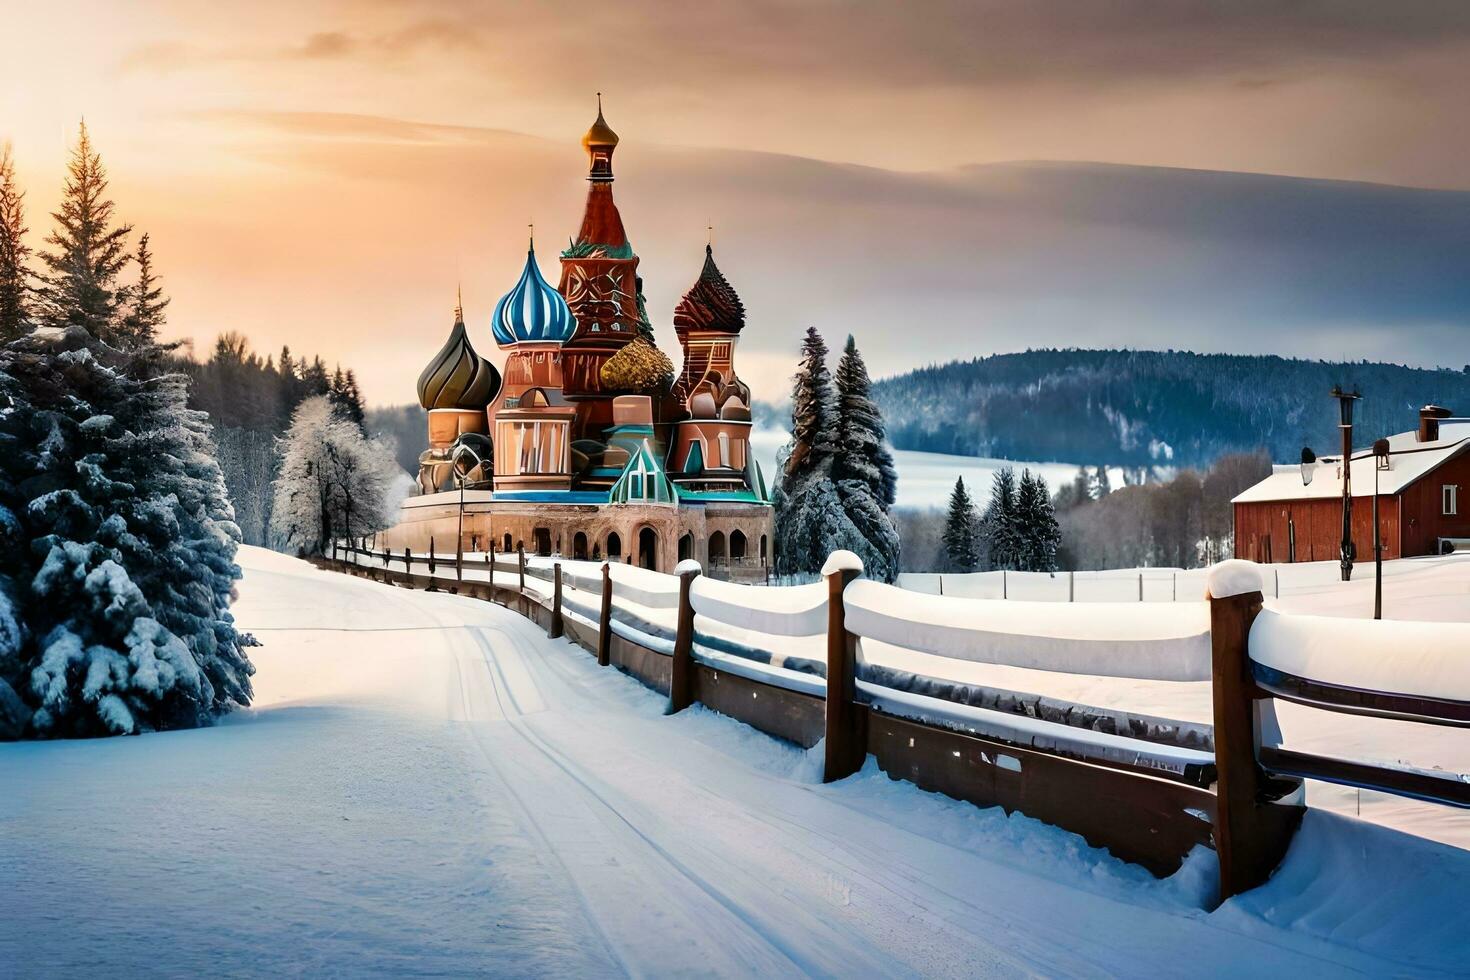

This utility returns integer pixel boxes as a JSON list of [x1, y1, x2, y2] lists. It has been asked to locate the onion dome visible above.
[[581, 94, 619, 181], [673, 244, 745, 336], [599, 335, 674, 393], [418, 302, 501, 410], [492, 244, 577, 346]]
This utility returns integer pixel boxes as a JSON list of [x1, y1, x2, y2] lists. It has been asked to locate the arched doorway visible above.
[[573, 532, 588, 560], [502, 532, 512, 554], [709, 530, 726, 564], [607, 532, 622, 560], [730, 529, 747, 560], [678, 532, 693, 562], [760, 534, 768, 564], [533, 527, 552, 557], [638, 527, 658, 571]]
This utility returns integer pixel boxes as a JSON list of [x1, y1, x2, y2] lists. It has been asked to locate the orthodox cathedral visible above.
[[383, 100, 773, 579]]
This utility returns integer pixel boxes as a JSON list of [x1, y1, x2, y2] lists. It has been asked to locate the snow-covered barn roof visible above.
[[1233, 422, 1470, 504]]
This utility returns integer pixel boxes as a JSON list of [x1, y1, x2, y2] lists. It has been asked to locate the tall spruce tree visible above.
[[117, 232, 168, 348], [38, 122, 133, 345], [1016, 468, 1062, 572], [943, 476, 981, 572], [774, 329, 902, 582], [784, 326, 835, 479], [831, 336, 900, 580], [0, 142, 32, 342], [833, 335, 898, 508], [983, 467, 1020, 570]]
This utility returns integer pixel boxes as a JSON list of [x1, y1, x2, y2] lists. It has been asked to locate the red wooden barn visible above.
[[1233, 406, 1470, 563]]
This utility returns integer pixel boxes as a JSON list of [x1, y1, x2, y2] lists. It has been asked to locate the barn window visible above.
[[1445, 485, 1459, 516]]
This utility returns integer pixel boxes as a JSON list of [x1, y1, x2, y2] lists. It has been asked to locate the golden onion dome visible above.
[[581, 94, 619, 152]]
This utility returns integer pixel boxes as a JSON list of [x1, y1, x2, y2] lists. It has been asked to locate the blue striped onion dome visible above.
[[491, 246, 576, 346]]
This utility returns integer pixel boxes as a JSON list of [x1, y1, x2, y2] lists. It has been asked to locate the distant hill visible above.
[[867, 349, 1470, 467]]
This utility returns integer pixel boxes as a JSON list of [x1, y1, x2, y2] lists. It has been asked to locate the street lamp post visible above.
[[1331, 386, 1362, 582], [1372, 437, 1390, 620]]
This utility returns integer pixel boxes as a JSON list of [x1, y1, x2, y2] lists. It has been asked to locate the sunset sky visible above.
[[6, 1, 1470, 404]]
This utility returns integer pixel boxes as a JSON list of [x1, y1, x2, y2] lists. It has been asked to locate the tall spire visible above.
[[454, 283, 464, 323], [581, 93, 619, 182]]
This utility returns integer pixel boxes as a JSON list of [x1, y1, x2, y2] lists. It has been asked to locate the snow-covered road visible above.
[[3, 548, 1466, 977]]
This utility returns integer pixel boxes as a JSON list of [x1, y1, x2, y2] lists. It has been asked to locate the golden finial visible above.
[[528, 220, 535, 250], [455, 283, 464, 322], [707, 222, 714, 248]]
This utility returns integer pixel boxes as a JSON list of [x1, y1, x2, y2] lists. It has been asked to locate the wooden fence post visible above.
[[518, 545, 526, 593], [1207, 561, 1303, 904], [428, 537, 436, 575], [597, 562, 614, 667], [487, 545, 494, 589], [549, 563, 564, 639], [668, 562, 701, 711], [402, 547, 410, 577], [823, 553, 865, 783]]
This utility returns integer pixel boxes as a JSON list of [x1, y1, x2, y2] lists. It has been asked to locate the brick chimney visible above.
[[1418, 404, 1453, 442]]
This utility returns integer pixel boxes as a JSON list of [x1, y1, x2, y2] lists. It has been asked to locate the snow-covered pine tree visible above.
[[943, 476, 980, 572], [774, 329, 903, 581], [117, 232, 168, 348], [983, 466, 1020, 570], [784, 326, 835, 480], [1015, 468, 1061, 572], [832, 336, 900, 580], [773, 327, 838, 577], [0, 142, 32, 343], [269, 396, 404, 556], [37, 122, 133, 346], [833, 335, 897, 508], [0, 327, 255, 738]]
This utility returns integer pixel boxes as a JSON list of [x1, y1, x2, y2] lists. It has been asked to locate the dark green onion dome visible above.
[[417, 306, 501, 410], [673, 244, 745, 338]]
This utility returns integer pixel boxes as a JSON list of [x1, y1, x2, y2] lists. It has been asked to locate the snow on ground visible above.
[[3, 547, 1468, 976], [749, 429, 1111, 510]]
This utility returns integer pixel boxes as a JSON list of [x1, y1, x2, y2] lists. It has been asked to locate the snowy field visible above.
[[2, 548, 1468, 977], [748, 429, 1113, 510]]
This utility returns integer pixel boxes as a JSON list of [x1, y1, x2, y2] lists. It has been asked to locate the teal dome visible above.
[[492, 246, 576, 346]]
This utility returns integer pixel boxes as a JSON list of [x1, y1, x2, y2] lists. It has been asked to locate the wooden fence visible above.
[[321, 540, 1468, 906]]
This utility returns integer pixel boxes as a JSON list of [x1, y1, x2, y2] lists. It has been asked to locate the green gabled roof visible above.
[[609, 439, 679, 506]]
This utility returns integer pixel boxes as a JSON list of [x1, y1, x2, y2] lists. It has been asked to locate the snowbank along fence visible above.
[[323, 540, 1469, 904]]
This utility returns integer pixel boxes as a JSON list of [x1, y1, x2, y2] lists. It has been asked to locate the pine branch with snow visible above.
[[0, 327, 254, 738]]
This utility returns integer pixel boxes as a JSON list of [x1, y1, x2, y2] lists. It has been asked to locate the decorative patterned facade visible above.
[[386, 100, 773, 578]]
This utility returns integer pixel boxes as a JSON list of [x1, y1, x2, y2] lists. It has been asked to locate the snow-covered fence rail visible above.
[[1194, 562, 1470, 898], [320, 542, 1468, 905]]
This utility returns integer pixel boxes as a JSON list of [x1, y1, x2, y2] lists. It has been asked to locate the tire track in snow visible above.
[[481, 615, 1052, 978], [466, 624, 915, 978]]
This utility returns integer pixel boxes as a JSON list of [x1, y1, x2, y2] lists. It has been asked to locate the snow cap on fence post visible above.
[[823, 551, 865, 783], [1205, 560, 1264, 600], [674, 558, 704, 577], [820, 550, 864, 578]]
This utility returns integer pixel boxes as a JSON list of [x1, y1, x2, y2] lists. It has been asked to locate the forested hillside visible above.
[[871, 349, 1470, 466]]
